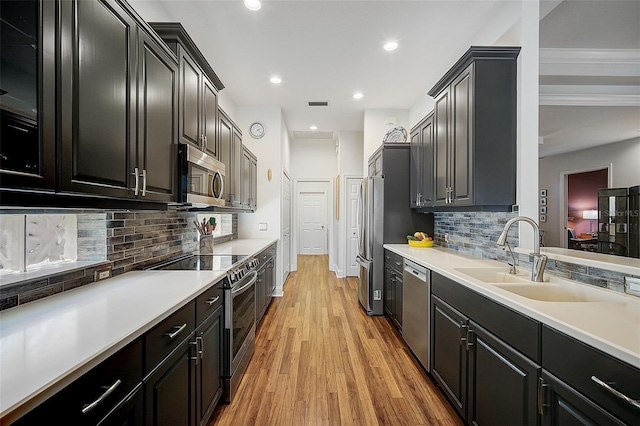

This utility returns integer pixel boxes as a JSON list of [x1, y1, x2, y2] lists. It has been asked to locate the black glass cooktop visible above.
[[147, 254, 248, 271]]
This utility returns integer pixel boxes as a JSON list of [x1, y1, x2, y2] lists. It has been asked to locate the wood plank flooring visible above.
[[209, 255, 462, 426]]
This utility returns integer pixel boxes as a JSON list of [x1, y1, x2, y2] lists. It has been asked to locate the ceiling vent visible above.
[[308, 101, 329, 107], [293, 131, 334, 140]]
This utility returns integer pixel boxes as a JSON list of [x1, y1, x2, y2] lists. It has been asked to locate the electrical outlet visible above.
[[94, 267, 112, 282], [625, 277, 640, 297], [258, 223, 268, 231], [444, 233, 449, 243], [374, 290, 382, 300]]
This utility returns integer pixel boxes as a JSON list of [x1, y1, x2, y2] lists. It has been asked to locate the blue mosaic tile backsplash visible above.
[[433, 211, 639, 293]]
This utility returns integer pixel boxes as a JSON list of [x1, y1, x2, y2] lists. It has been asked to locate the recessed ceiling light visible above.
[[383, 41, 398, 51], [310, 125, 318, 130], [353, 92, 363, 100], [270, 76, 282, 84], [244, 0, 262, 11]]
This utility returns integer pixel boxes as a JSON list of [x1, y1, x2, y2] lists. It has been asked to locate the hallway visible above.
[[209, 255, 462, 425]]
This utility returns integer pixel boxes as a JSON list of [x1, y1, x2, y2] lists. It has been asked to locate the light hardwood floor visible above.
[[209, 255, 462, 426]]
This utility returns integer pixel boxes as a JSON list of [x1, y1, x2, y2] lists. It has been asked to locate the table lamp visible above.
[[582, 209, 598, 233]]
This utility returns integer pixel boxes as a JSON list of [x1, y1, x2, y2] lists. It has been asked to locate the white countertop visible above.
[[0, 238, 276, 423], [385, 244, 640, 369]]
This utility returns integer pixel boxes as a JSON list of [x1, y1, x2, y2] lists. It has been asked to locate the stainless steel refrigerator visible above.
[[355, 144, 434, 316]]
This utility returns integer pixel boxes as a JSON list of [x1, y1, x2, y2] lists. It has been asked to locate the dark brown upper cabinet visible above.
[[409, 112, 434, 208], [218, 108, 243, 207], [414, 46, 520, 211], [150, 23, 224, 160], [58, 0, 178, 203], [0, 0, 56, 191]]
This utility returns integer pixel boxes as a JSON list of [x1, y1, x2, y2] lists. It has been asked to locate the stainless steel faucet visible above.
[[497, 216, 548, 282]]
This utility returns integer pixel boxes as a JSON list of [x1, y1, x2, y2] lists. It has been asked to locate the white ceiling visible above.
[[129, 0, 509, 135], [128, 0, 640, 156]]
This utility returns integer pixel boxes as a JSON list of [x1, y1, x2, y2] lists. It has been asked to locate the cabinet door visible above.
[[250, 155, 257, 210], [541, 371, 626, 426], [230, 128, 243, 206], [241, 147, 251, 209], [59, 0, 137, 198], [433, 89, 450, 206], [0, 0, 56, 191], [367, 159, 376, 177], [218, 110, 233, 203], [468, 321, 539, 426], [255, 267, 265, 323], [384, 265, 395, 319], [394, 272, 403, 328], [420, 115, 434, 206], [196, 306, 223, 426], [145, 335, 197, 426], [409, 127, 421, 208], [137, 30, 177, 202], [266, 257, 275, 300], [203, 78, 218, 159], [179, 52, 202, 149], [432, 295, 468, 419], [450, 64, 473, 206], [97, 386, 143, 426]]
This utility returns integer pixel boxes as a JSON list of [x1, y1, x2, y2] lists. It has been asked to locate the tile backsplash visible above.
[[0, 210, 238, 311], [433, 211, 639, 293]]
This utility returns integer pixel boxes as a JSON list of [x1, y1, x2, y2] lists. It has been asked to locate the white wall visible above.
[[290, 139, 338, 179], [236, 106, 285, 293], [218, 90, 237, 122], [539, 137, 640, 247], [408, 95, 435, 130], [363, 109, 409, 174]]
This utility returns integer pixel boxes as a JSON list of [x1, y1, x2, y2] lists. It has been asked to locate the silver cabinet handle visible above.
[[197, 336, 204, 359], [132, 167, 139, 196], [190, 340, 199, 365], [81, 379, 121, 414], [164, 323, 187, 340], [466, 329, 474, 350], [537, 377, 548, 415], [591, 375, 640, 409], [205, 295, 220, 306], [460, 322, 468, 345], [141, 169, 147, 197]]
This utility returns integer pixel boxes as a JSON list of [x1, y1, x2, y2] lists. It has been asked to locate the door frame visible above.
[[280, 168, 292, 292], [341, 174, 362, 278], [292, 178, 334, 272], [558, 164, 612, 248]]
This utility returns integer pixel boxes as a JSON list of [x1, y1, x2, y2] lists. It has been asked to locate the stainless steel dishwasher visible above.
[[402, 259, 431, 371]]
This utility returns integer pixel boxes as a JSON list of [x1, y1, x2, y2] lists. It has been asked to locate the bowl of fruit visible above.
[[407, 232, 434, 247]]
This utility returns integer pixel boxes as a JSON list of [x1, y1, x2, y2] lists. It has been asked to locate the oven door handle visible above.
[[232, 271, 258, 296]]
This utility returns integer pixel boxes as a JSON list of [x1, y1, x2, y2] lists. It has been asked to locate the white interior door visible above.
[[282, 172, 292, 280], [299, 191, 327, 255], [346, 177, 361, 276]]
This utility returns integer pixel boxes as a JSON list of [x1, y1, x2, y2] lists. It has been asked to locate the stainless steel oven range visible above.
[[144, 253, 260, 403]]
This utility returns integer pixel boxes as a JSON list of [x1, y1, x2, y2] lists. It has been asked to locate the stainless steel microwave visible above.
[[177, 143, 226, 207]]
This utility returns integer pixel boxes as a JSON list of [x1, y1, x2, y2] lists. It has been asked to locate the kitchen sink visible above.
[[454, 267, 530, 283], [492, 283, 603, 302]]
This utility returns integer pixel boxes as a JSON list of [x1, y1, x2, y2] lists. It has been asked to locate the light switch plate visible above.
[[258, 223, 268, 231]]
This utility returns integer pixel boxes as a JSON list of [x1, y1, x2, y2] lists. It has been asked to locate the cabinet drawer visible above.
[[14, 339, 142, 425], [145, 302, 195, 374], [196, 280, 224, 326], [542, 325, 640, 425], [432, 272, 540, 362], [384, 250, 404, 272]]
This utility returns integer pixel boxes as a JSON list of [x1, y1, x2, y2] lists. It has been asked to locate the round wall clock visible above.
[[249, 122, 265, 139]]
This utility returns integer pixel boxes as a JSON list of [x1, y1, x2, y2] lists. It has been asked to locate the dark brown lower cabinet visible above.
[[468, 321, 539, 426], [144, 333, 197, 426], [432, 295, 468, 417], [196, 305, 224, 426], [541, 371, 626, 426], [431, 273, 540, 425], [97, 387, 144, 426]]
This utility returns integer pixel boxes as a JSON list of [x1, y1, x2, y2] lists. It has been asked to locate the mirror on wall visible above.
[[537, 1, 640, 259]]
